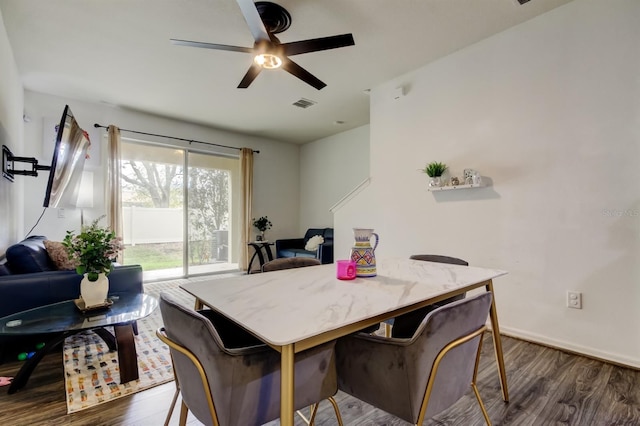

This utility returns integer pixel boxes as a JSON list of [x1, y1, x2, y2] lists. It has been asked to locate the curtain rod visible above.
[[93, 124, 259, 153]]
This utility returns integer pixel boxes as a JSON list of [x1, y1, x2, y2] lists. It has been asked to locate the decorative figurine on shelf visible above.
[[252, 216, 272, 241], [423, 161, 448, 187], [451, 176, 460, 186], [464, 169, 482, 185]]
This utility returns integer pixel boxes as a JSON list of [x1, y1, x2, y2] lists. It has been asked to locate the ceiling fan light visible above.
[[254, 53, 282, 69]]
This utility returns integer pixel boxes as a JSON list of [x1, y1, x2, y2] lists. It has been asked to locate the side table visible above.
[[247, 241, 274, 273]]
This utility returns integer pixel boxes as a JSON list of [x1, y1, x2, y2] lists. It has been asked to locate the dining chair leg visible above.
[[471, 382, 492, 426], [384, 322, 392, 337], [327, 396, 344, 426], [309, 403, 319, 425], [164, 349, 181, 426], [164, 385, 180, 426], [179, 400, 189, 426], [471, 331, 491, 425], [295, 398, 342, 426], [295, 405, 317, 425]]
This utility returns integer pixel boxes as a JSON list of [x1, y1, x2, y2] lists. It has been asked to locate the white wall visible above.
[[299, 125, 369, 234], [21, 91, 301, 247], [335, 0, 640, 367], [0, 8, 24, 254]]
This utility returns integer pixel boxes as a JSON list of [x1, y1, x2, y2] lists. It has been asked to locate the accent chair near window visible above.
[[275, 228, 334, 264]]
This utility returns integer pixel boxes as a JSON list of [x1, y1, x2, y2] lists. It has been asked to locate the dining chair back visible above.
[[409, 254, 469, 266], [385, 255, 469, 338], [157, 292, 343, 426], [262, 257, 321, 272], [336, 292, 493, 425]]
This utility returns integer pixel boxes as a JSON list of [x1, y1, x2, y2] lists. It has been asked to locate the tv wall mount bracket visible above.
[[2, 144, 50, 182]]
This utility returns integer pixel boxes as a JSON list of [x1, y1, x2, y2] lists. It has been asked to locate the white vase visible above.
[[429, 176, 442, 187], [80, 273, 109, 307]]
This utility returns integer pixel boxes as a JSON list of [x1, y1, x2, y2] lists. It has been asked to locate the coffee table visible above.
[[0, 293, 158, 394]]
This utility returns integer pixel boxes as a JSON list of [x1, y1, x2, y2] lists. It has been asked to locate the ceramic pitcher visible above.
[[350, 228, 379, 277]]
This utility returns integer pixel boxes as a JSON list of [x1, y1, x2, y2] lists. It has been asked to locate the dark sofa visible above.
[[275, 228, 334, 264], [0, 235, 143, 362]]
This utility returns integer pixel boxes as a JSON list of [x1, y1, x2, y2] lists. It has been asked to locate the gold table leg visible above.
[[281, 344, 295, 426], [486, 279, 509, 402]]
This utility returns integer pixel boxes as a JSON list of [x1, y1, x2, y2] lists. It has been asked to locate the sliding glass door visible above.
[[187, 152, 239, 276], [120, 140, 239, 280]]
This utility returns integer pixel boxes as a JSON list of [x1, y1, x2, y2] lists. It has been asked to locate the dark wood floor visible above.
[[0, 333, 638, 425]]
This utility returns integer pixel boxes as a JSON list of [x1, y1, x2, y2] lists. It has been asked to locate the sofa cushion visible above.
[[5, 236, 55, 274], [43, 240, 77, 270]]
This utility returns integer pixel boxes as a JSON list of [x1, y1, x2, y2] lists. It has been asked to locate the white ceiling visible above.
[[0, 0, 573, 144]]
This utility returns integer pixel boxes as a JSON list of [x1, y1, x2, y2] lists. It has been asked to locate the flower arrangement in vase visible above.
[[252, 216, 272, 241], [422, 161, 448, 187]]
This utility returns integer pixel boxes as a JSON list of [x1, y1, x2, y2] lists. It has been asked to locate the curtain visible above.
[[239, 148, 254, 271], [107, 125, 124, 264]]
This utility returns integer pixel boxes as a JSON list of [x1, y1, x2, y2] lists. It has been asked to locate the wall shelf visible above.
[[428, 183, 484, 192]]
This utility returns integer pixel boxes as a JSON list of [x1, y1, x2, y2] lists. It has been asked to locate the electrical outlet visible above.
[[567, 291, 582, 309], [57, 208, 65, 218]]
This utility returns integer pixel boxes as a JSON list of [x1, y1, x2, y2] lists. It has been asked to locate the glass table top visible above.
[[0, 293, 157, 335]]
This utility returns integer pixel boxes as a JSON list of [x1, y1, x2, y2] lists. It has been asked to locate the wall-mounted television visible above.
[[43, 105, 91, 208]]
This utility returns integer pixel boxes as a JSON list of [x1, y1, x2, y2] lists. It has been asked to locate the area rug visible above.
[[63, 274, 235, 413]]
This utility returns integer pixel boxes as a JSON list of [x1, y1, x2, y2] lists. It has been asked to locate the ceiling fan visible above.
[[171, 0, 355, 90]]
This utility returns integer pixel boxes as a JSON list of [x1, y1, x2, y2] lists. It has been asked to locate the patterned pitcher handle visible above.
[[371, 233, 379, 251]]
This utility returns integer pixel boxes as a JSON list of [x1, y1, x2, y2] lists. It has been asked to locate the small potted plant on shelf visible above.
[[423, 161, 448, 187], [252, 216, 272, 241]]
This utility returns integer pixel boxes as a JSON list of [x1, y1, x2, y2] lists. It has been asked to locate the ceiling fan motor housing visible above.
[[255, 2, 292, 34]]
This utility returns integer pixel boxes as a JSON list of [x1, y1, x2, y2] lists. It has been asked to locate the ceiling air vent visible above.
[[292, 98, 317, 109]]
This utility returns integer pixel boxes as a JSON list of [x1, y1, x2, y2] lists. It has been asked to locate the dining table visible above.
[[180, 257, 508, 426]]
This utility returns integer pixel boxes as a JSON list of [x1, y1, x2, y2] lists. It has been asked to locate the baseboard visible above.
[[496, 326, 640, 371]]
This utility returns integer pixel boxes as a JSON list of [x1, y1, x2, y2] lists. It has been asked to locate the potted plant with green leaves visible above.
[[252, 216, 272, 241], [63, 216, 123, 307], [423, 161, 448, 187]]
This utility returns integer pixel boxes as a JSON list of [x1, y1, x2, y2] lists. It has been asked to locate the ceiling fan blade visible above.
[[238, 63, 263, 88], [236, 0, 270, 42], [171, 39, 253, 53], [282, 34, 355, 56], [281, 58, 326, 90]]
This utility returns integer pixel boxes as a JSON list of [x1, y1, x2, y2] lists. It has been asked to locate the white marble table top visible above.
[[180, 257, 507, 346]]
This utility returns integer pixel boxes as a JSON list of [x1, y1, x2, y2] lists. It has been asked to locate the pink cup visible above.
[[336, 260, 356, 280]]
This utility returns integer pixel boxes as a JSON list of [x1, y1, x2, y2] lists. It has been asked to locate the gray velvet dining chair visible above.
[[261, 257, 321, 272], [157, 292, 343, 426], [383, 254, 469, 338], [336, 292, 494, 425]]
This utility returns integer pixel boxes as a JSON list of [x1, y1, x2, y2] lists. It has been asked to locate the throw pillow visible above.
[[44, 240, 77, 270], [304, 235, 324, 251]]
